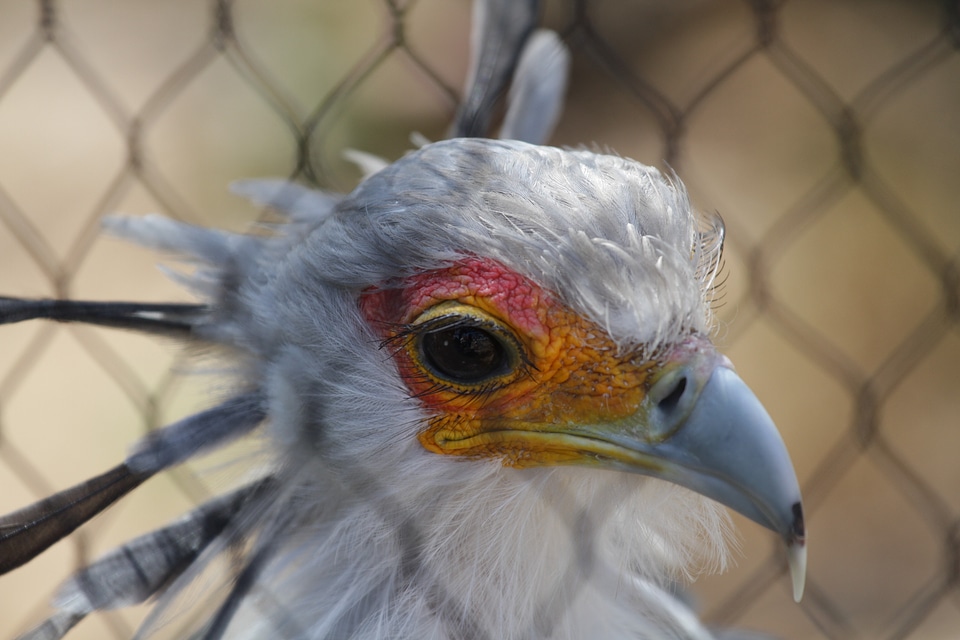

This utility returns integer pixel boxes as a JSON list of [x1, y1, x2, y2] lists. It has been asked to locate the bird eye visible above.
[[403, 302, 526, 390], [420, 325, 507, 384]]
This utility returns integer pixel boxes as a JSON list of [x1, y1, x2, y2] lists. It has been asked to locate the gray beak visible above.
[[649, 366, 806, 601], [573, 354, 807, 601]]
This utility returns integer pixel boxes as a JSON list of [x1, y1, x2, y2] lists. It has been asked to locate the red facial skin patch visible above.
[[360, 257, 657, 468]]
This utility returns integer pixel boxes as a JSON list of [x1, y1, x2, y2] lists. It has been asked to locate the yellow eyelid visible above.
[[412, 300, 497, 325]]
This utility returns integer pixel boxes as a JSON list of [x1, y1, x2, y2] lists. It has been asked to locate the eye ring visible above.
[[407, 303, 527, 390]]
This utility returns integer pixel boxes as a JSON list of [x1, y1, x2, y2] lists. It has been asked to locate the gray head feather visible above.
[[276, 138, 715, 352]]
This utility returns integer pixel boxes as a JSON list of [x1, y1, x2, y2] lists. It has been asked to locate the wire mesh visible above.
[[0, 0, 958, 638]]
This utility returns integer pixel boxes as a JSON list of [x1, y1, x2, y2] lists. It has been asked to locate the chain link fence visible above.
[[0, 0, 957, 638]]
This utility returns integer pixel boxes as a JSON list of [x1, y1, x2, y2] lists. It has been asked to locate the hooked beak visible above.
[[569, 348, 806, 601], [649, 364, 806, 601]]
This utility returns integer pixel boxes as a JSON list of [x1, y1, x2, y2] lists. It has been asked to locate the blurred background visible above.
[[0, 1, 957, 638]]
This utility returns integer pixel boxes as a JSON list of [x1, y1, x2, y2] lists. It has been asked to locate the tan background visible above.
[[0, 1, 958, 638]]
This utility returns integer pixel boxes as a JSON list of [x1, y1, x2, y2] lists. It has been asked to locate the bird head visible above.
[[214, 138, 805, 600]]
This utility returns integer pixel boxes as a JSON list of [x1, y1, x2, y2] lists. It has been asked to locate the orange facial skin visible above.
[[359, 258, 658, 468]]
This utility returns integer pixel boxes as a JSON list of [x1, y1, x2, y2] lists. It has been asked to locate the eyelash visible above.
[[377, 314, 535, 396]]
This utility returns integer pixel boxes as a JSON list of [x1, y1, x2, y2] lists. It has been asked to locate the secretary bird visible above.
[[0, 1, 805, 638]]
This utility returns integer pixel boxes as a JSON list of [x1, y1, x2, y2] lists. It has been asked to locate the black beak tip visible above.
[[790, 501, 805, 544]]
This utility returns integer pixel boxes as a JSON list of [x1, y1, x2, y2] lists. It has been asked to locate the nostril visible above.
[[657, 375, 687, 413]]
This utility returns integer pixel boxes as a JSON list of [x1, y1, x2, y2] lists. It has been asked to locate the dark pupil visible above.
[[421, 326, 505, 383]]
